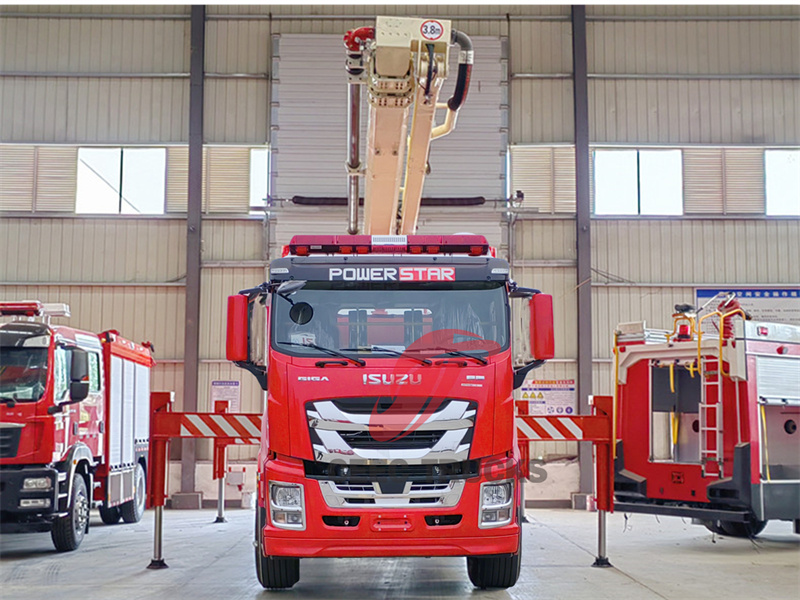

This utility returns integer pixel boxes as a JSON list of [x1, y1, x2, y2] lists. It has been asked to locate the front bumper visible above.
[[0, 466, 59, 522], [260, 456, 521, 558]]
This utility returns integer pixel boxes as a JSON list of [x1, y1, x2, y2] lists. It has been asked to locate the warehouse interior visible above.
[[1, 3, 798, 598]]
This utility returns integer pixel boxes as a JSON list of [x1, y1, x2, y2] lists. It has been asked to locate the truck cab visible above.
[[228, 234, 554, 590]]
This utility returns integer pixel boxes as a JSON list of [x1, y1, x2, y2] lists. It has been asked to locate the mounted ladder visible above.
[[699, 355, 724, 477]]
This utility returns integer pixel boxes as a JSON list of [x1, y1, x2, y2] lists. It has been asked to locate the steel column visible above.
[[572, 5, 593, 495], [181, 4, 205, 495]]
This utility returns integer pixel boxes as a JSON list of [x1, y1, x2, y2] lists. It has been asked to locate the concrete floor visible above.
[[1, 508, 798, 599]]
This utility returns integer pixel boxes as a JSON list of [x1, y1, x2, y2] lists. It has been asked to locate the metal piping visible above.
[[344, 29, 372, 235], [346, 82, 361, 235]]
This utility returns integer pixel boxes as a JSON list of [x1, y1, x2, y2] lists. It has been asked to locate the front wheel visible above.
[[120, 463, 146, 523], [51, 474, 89, 552], [466, 531, 522, 590], [255, 507, 300, 589]]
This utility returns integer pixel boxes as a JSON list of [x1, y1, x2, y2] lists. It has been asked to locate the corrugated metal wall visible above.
[[1, 4, 799, 470]]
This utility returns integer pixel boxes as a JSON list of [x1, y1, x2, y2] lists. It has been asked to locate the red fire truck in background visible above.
[[0, 301, 153, 551], [612, 294, 800, 537], [228, 234, 555, 589]]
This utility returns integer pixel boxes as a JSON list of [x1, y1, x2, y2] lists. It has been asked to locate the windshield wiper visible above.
[[422, 347, 489, 365], [339, 347, 432, 366], [276, 341, 365, 366]]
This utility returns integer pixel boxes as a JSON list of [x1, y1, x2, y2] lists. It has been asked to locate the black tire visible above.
[[466, 533, 522, 589], [120, 463, 146, 524], [99, 503, 121, 525], [51, 473, 89, 552], [255, 507, 300, 589], [720, 517, 768, 538]]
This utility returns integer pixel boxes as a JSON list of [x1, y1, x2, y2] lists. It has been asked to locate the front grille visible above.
[[0, 426, 22, 459], [332, 397, 449, 415], [304, 460, 479, 482], [318, 479, 467, 508], [338, 429, 447, 450], [307, 397, 477, 464]]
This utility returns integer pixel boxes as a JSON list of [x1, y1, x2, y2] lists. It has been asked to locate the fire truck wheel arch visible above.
[[62, 444, 96, 510]]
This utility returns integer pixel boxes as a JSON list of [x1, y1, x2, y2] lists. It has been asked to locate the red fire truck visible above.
[[227, 234, 554, 589], [613, 295, 800, 537], [0, 301, 153, 551]]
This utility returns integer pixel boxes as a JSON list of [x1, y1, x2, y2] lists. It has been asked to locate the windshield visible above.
[[271, 281, 508, 359], [0, 324, 51, 402]]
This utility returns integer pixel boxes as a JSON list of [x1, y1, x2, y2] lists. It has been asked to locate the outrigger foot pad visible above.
[[592, 557, 612, 568]]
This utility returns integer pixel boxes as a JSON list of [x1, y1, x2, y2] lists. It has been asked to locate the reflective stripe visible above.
[[516, 418, 540, 441], [235, 415, 261, 437], [560, 418, 583, 440], [538, 418, 565, 440], [186, 415, 215, 438], [210, 415, 239, 437]]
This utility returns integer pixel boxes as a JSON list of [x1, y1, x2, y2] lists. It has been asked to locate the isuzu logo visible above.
[[363, 374, 422, 385], [329, 267, 455, 282]]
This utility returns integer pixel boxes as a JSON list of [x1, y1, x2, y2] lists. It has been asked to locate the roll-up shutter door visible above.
[[0, 145, 35, 211], [272, 34, 505, 202]]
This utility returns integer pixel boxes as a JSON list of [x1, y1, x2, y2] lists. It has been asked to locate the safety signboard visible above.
[[211, 380, 241, 413], [696, 288, 800, 327], [521, 379, 577, 416]]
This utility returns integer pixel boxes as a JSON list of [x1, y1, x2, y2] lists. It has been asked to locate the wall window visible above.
[[76, 148, 166, 214], [765, 150, 800, 216], [594, 149, 683, 216]]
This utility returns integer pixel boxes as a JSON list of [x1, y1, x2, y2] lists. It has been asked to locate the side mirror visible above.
[[69, 348, 90, 402], [529, 294, 555, 360], [227, 295, 250, 362], [71, 348, 89, 381], [69, 381, 90, 402], [227, 294, 268, 390]]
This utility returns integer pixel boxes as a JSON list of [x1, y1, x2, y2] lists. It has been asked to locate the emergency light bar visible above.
[[0, 301, 71, 318], [286, 234, 491, 257]]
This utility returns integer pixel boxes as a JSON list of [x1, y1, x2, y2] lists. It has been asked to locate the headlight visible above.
[[482, 483, 512, 507], [479, 480, 514, 528], [23, 477, 52, 490], [269, 482, 305, 530], [270, 483, 302, 508]]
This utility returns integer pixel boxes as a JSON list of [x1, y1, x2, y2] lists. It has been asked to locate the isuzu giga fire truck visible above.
[[226, 16, 556, 589], [0, 301, 153, 551], [612, 295, 800, 537], [228, 235, 555, 589]]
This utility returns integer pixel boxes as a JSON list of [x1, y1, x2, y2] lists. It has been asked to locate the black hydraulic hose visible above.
[[424, 43, 435, 98], [447, 29, 474, 111]]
